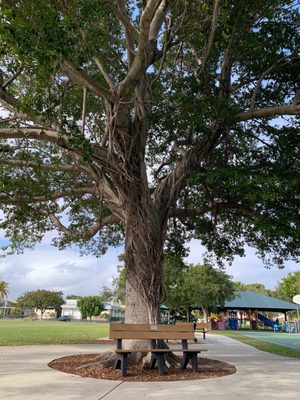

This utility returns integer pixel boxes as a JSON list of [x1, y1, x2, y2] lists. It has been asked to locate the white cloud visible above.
[[1, 235, 299, 301], [0, 244, 121, 300], [185, 239, 299, 290]]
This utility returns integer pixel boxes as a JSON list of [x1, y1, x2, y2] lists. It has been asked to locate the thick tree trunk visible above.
[[202, 307, 209, 323], [125, 280, 148, 324], [89, 116, 170, 366], [124, 191, 164, 325]]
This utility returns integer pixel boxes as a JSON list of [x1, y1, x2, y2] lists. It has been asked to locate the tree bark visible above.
[[125, 222, 163, 325], [125, 280, 148, 324], [123, 181, 164, 325], [202, 307, 209, 323]]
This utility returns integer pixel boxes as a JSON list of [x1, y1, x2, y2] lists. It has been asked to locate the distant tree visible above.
[[99, 286, 114, 302], [233, 282, 274, 296], [16, 289, 64, 319], [162, 254, 189, 311], [232, 281, 247, 291], [276, 271, 300, 301], [0, 281, 9, 301], [78, 296, 104, 321], [111, 255, 126, 304], [182, 264, 235, 322], [66, 295, 82, 300], [112, 266, 126, 304]]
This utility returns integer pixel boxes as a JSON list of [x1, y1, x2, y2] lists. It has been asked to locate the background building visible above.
[[61, 298, 125, 320]]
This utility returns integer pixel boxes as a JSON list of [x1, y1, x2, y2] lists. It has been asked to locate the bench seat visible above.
[[115, 348, 207, 353], [195, 322, 209, 340]]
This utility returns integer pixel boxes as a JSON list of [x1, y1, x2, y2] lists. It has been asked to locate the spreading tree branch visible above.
[[197, 0, 220, 73], [0, 87, 61, 131], [119, 0, 165, 97], [48, 212, 120, 239], [93, 57, 114, 88], [60, 61, 113, 101], [235, 104, 300, 121], [108, 0, 139, 44], [170, 203, 259, 221], [0, 187, 96, 205], [2, 65, 24, 89], [250, 57, 287, 112], [81, 86, 88, 135], [0, 158, 81, 173], [0, 127, 70, 147]]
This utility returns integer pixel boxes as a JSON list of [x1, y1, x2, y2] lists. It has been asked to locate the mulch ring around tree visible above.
[[48, 354, 236, 382]]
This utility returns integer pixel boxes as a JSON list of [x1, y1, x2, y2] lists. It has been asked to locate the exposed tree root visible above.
[[76, 349, 183, 371], [76, 351, 116, 369], [49, 353, 237, 381]]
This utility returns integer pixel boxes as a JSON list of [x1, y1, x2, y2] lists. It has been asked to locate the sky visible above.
[[1, 231, 299, 301]]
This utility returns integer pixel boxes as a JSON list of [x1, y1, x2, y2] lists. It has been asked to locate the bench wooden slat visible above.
[[110, 331, 195, 340], [115, 348, 207, 353], [176, 322, 208, 330], [110, 323, 194, 332], [196, 322, 208, 330]]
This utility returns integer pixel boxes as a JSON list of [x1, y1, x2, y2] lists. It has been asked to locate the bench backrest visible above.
[[196, 322, 208, 330], [109, 323, 195, 340]]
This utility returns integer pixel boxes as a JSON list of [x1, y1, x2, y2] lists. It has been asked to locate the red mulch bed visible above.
[[48, 354, 236, 382]]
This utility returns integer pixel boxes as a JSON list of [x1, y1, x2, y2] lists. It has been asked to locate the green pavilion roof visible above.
[[160, 304, 169, 310], [221, 291, 298, 312]]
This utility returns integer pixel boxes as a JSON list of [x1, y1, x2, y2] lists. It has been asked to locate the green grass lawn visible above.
[[0, 319, 109, 345], [212, 330, 300, 359]]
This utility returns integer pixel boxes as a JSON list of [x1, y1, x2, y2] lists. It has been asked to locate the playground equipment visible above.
[[257, 313, 275, 329], [257, 313, 282, 331], [228, 311, 238, 329], [285, 320, 300, 333]]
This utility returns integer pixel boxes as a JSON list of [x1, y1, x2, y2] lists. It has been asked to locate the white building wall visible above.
[[61, 298, 125, 320]]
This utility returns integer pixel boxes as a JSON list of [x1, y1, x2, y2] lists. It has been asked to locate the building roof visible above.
[[160, 304, 169, 310], [221, 291, 298, 312], [0, 299, 16, 307]]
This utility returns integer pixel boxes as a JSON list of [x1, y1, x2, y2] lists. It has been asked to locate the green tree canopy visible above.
[[181, 264, 235, 321], [66, 294, 82, 300], [112, 261, 126, 304], [162, 254, 189, 310], [232, 282, 274, 296], [77, 296, 104, 321], [276, 271, 300, 301], [0, 1, 299, 324], [16, 289, 64, 319]]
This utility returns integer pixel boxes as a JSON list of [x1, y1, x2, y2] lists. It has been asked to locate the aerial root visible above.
[[75, 350, 181, 370]]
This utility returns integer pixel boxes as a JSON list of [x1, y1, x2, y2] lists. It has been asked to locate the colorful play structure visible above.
[[211, 291, 300, 333]]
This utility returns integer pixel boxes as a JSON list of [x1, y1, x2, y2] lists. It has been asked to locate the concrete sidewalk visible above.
[[0, 335, 300, 400]]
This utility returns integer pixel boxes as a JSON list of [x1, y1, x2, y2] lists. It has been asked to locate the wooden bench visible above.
[[195, 322, 209, 340], [109, 323, 207, 377], [177, 322, 208, 340]]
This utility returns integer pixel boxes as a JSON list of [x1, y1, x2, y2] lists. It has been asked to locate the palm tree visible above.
[[0, 281, 9, 301]]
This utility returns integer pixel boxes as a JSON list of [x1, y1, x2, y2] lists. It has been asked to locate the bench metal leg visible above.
[[157, 354, 165, 376], [181, 353, 189, 370], [191, 353, 198, 372], [181, 353, 199, 372], [114, 354, 128, 377], [151, 353, 165, 375], [149, 354, 156, 369]]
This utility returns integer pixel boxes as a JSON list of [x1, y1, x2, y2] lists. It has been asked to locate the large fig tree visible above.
[[0, 1, 299, 326]]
